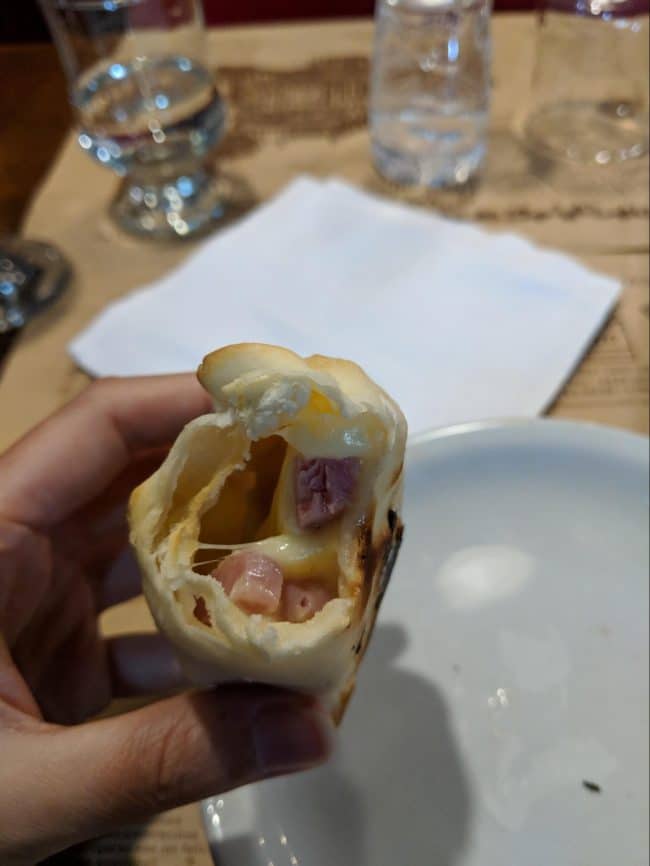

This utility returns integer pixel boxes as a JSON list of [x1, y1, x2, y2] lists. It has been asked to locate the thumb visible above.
[[3, 686, 333, 864]]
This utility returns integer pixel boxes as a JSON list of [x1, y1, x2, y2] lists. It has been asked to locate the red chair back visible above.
[[202, 0, 535, 23]]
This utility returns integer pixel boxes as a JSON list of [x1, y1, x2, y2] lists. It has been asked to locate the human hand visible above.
[[0, 376, 332, 865]]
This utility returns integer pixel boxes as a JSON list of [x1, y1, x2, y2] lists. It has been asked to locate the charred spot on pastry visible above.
[[360, 528, 388, 609], [357, 523, 373, 566], [360, 527, 393, 606], [387, 508, 398, 532], [374, 587, 386, 612], [353, 628, 368, 656], [379, 522, 403, 597], [193, 595, 212, 626]]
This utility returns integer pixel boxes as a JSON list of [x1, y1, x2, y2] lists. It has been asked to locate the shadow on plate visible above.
[[205, 623, 473, 866]]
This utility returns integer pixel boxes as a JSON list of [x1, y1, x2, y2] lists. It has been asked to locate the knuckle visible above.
[[132, 712, 200, 811], [0, 524, 53, 642]]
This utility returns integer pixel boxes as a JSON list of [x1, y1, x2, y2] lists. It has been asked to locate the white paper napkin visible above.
[[69, 176, 620, 435]]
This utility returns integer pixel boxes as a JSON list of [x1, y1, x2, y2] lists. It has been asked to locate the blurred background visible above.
[[0, 0, 533, 237], [2, 0, 533, 42]]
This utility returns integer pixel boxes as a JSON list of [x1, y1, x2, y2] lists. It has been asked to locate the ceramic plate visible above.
[[203, 419, 649, 866]]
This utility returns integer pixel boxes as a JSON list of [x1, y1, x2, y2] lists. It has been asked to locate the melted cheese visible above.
[[280, 393, 386, 460], [189, 393, 374, 611], [196, 529, 340, 586]]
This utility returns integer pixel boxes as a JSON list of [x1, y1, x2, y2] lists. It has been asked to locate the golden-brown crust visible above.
[[331, 522, 403, 725], [331, 679, 357, 726], [198, 343, 310, 394]]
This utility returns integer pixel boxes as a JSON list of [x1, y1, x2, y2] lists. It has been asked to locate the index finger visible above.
[[0, 374, 213, 529]]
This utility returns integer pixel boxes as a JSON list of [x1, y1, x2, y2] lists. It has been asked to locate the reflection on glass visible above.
[[522, 0, 649, 166], [39, 0, 230, 239]]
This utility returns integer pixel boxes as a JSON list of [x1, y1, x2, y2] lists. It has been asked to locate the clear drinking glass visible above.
[[40, 0, 227, 239], [370, 0, 492, 188], [522, 0, 649, 166]]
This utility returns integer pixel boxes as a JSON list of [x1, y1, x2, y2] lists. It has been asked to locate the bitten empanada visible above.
[[129, 344, 406, 719]]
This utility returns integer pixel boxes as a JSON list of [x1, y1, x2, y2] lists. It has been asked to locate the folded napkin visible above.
[[69, 176, 620, 435]]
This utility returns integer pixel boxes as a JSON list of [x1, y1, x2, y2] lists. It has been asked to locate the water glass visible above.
[[40, 0, 227, 239], [522, 0, 649, 166], [370, 0, 492, 188]]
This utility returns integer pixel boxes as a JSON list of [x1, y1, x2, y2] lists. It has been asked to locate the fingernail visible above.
[[253, 703, 333, 775]]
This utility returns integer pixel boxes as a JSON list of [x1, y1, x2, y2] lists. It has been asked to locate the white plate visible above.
[[203, 419, 649, 866]]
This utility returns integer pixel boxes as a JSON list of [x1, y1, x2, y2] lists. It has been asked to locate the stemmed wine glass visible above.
[[0, 237, 71, 372], [40, 0, 229, 239]]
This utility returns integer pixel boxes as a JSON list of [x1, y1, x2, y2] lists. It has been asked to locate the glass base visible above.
[[372, 141, 485, 189], [524, 101, 649, 166], [110, 167, 235, 240]]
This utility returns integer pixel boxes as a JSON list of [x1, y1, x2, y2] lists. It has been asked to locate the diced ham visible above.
[[193, 595, 211, 626], [212, 551, 283, 616], [283, 582, 334, 623], [295, 456, 361, 529]]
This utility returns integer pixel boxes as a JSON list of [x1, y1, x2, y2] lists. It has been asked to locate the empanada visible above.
[[129, 344, 406, 719]]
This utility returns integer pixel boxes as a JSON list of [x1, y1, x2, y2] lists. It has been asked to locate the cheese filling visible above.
[[186, 394, 381, 626]]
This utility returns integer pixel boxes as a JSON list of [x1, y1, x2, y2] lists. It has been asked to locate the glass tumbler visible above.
[[522, 0, 649, 167], [370, 0, 492, 188], [40, 0, 227, 239]]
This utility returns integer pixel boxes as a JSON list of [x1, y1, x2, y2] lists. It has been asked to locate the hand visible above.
[[0, 376, 332, 865]]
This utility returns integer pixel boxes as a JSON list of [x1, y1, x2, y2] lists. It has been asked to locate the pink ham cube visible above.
[[212, 551, 284, 616]]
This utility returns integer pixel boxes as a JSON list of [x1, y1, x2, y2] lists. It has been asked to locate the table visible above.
[[1, 15, 648, 866]]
